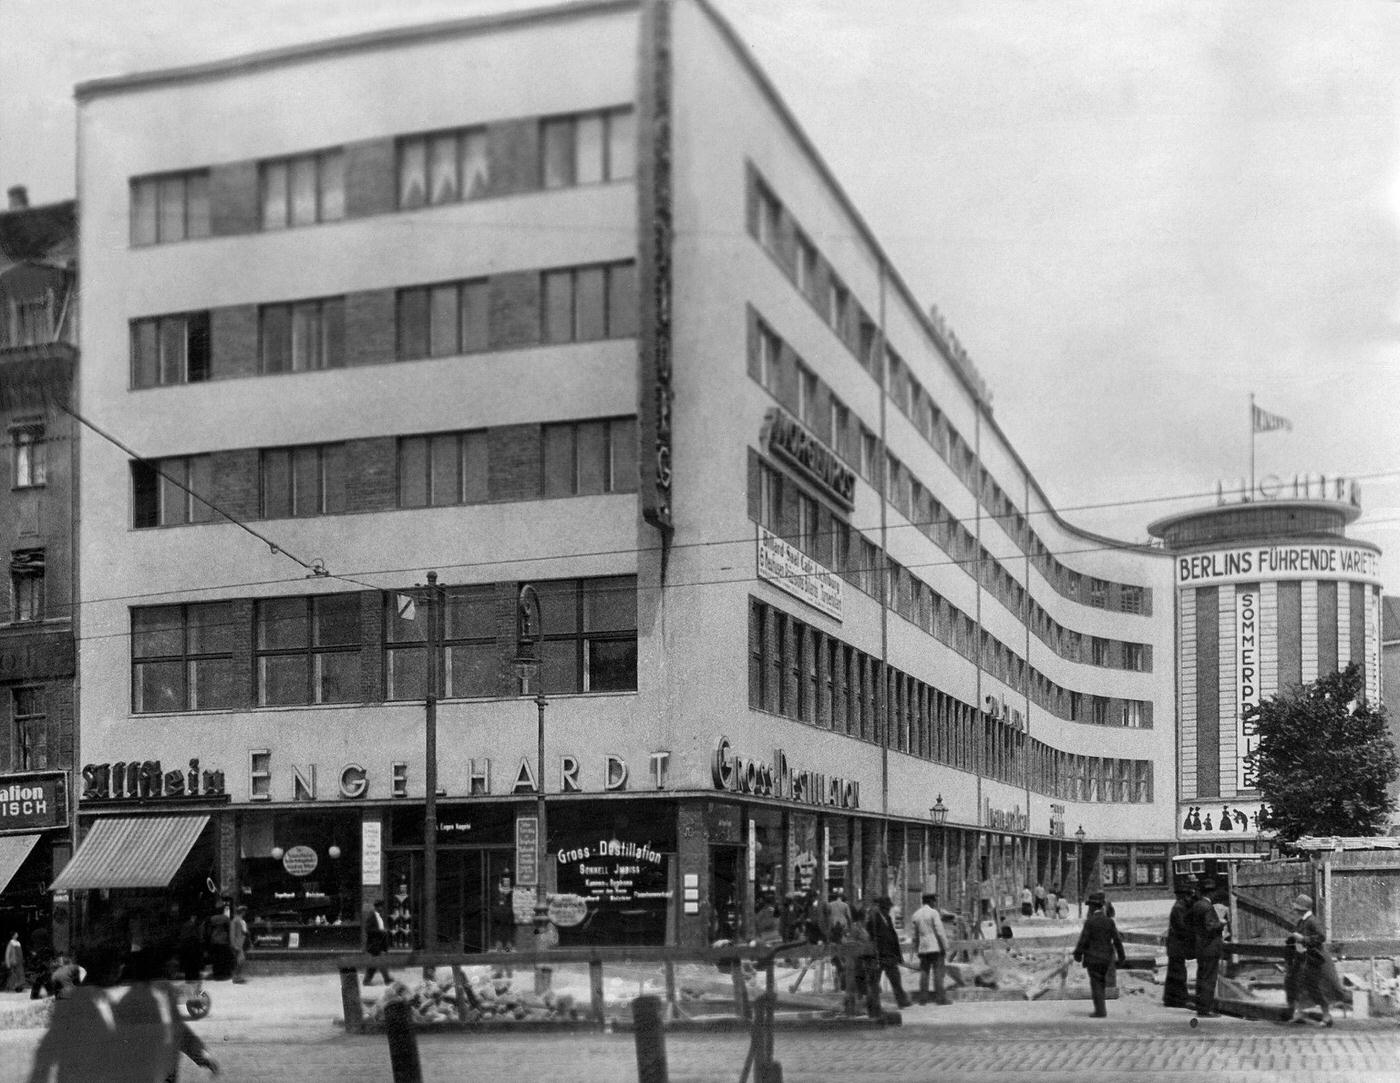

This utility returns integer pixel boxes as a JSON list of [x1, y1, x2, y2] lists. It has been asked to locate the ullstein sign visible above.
[[0, 772, 68, 835]]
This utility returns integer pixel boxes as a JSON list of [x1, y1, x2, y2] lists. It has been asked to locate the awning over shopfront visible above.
[[0, 833, 40, 895], [50, 814, 209, 891]]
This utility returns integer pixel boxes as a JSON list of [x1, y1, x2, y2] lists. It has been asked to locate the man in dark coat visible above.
[[1073, 891, 1126, 1018], [1285, 893, 1341, 1026], [1189, 878, 1224, 1017], [1162, 884, 1195, 1008], [866, 895, 912, 1009], [363, 899, 392, 986]]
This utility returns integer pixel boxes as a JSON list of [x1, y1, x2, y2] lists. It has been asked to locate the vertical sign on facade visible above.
[[515, 816, 539, 888], [636, 0, 674, 546], [1237, 587, 1261, 790], [361, 820, 381, 887]]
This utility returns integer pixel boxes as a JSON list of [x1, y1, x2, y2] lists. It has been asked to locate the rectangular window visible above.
[[795, 362, 818, 429], [132, 602, 235, 712], [1088, 578, 1108, 609], [131, 456, 214, 528], [397, 128, 490, 210], [9, 550, 44, 623], [256, 594, 361, 706], [382, 584, 499, 701], [130, 312, 211, 388], [397, 430, 490, 509], [859, 427, 878, 483], [1122, 642, 1144, 671], [1090, 637, 1108, 666], [753, 180, 782, 254], [829, 397, 850, 459], [259, 298, 345, 373], [130, 170, 210, 245], [795, 234, 818, 299], [541, 263, 637, 343], [542, 417, 638, 498], [528, 576, 638, 694], [753, 321, 782, 395], [794, 491, 818, 554], [540, 108, 635, 189], [11, 423, 45, 488], [397, 279, 490, 360], [260, 444, 346, 519], [10, 687, 45, 771], [260, 149, 345, 229], [1120, 585, 1144, 614]]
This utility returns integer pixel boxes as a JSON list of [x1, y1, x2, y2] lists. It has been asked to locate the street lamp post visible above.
[[512, 587, 549, 957], [930, 795, 948, 900], [1074, 824, 1086, 918]]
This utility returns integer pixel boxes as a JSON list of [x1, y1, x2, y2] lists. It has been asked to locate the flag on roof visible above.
[[1252, 404, 1292, 434]]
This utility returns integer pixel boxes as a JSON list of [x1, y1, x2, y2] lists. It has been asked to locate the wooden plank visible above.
[[589, 959, 605, 1025]]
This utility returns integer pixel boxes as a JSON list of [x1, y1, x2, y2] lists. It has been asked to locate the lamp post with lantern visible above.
[[1074, 824, 1087, 917], [512, 585, 550, 948], [929, 795, 948, 899]]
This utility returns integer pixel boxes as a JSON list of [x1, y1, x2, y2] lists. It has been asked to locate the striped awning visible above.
[[0, 834, 40, 895], [50, 814, 209, 891]]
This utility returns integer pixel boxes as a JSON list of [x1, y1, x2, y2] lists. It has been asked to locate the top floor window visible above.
[[261, 149, 345, 229], [130, 171, 210, 245], [11, 423, 44, 488], [541, 108, 635, 189], [399, 128, 490, 209], [753, 181, 781, 256]]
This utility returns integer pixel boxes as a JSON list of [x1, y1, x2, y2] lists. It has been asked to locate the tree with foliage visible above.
[[1247, 662, 1398, 843]]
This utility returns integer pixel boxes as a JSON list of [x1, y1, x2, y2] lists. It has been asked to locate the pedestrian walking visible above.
[[230, 906, 249, 984], [25, 943, 218, 1081], [910, 888, 950, 1005], [1072, 891, 1126, 1018], [825, 889, 852, 988], [1020, 885, 1033, 917], [1189, 878, 1224, 1017], [205, 903, 233, 981], [1046, 886, 1059, 919], [866, 895, 912, 1009], [363, 899, 392, 986], [1284, 894, 1343, 1027], [1162, 884, 1195, 1008], [845, 900, 883, 1019], [1033, 882, 1047, 916], [5, 932, 24, 992]]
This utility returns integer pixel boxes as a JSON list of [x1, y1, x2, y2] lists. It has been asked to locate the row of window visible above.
[[746, 175, 1152, 617], [747, 598, 1153, 803], [130, 105, 635, 246], [752, 457, 1154, 727], [131, 416, 637, 528], [130, 577, 637, 713], [130, 260, 637, 388]]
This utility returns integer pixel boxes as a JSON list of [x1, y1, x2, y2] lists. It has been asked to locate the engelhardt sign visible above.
[[1176, 544, 1380, 587]]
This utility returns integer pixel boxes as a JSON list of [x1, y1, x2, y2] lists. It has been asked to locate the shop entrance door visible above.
[[432, 849, 514, 953], [710, 845, 742, 942]]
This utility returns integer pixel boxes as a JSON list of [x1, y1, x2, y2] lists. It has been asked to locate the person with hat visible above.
[[1072, 891, 1126, 1018], [1188, 879, 1225, 1017], [909, 888, 951, 1006], [866, 895, 913, 1010], [1284, 894, 1342, 1026], [1162, 883, 1196, 1008]]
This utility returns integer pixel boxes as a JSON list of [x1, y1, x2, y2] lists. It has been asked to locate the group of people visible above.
[[1023, 882, 1071, 920], [177, 901, 251, 985]]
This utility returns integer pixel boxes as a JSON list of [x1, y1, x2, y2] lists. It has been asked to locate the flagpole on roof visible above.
[[1248, 392, 1255, 502]]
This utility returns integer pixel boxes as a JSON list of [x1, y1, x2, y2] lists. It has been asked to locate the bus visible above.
[[1170, 852, 1271, 894]]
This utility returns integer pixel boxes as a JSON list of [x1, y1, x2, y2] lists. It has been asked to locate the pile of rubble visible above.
[[364, 968, 585, 1027]]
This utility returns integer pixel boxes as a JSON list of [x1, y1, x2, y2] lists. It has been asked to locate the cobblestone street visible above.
[[1, 975, 1395, 1082]]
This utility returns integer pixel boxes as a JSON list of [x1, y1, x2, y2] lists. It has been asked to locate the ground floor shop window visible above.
[[553, 800, 675, 947], [240, 809, 360, 949]]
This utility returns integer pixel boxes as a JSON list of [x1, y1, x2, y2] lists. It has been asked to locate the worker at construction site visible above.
[[910, 889, 951, 1006], [1162, 883, 1195, 1009], [1072, 891, 1126, 1018], [1189, 878, 1225, 1017]]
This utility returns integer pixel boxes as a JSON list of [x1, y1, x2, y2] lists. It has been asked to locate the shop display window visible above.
[[241, 810, 360, 949]]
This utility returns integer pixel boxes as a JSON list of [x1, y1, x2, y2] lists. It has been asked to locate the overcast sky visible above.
[[3, 0, 1398, 590]]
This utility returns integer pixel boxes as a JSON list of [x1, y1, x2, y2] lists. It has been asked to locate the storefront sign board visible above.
[[0, 771, 67, 834], [756, 526, 843, 620], [360, 821, 381, 887], [515, 816, 539, 887], [282, 845, 318, 877]]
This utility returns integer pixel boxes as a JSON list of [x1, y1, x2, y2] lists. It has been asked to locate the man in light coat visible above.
[[909, 891, 951, 1005]]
